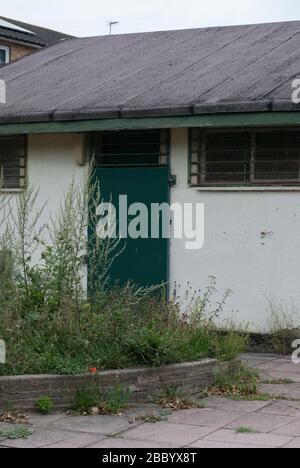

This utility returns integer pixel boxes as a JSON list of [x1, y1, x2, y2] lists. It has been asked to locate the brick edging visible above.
[[0, 358, 241, 410]]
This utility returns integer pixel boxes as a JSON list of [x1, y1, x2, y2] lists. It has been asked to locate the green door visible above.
[[90, 166, 169, 288]]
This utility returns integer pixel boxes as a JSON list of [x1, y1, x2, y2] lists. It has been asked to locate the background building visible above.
[[0, 16, 72, 64]]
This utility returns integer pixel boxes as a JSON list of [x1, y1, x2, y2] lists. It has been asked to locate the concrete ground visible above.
[[1, 353, 300, 448]]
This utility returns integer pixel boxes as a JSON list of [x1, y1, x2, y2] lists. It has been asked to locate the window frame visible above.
[[0, 45, 10, 65], [189, 127, 300, 187], [0, 135, 27, 191], [90, 129, 170, 168]]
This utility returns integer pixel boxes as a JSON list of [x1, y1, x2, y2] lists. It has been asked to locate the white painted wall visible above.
[[0, 133, 86, 262], [1, 129, 300, 331], [27, 133, 85, 224], [170, 128, 300, 331]]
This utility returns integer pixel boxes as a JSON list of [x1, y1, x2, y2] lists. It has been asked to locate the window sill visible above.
[[0, 188, 24, 193], [192, 186, 300, 192]]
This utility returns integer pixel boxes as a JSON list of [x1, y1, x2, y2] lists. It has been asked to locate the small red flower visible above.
[[89, 367, 97, 374]]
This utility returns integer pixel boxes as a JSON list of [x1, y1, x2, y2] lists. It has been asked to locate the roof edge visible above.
[[0, 101, 299, 125], [0, 111, 300, 135]]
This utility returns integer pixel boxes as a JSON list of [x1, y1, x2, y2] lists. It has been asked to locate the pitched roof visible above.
[[0, 20, 299, 124], [0, 16, 72, 46]]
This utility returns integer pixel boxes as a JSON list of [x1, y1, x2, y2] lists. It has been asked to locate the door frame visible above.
[[88, 129, 172, 292]]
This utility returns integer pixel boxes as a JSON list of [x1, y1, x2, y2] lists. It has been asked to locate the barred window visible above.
[[0, 45, 9, 65], [189, 129, 300, 186], [91, 130, 170, 167], [0, 136, 27, 189]]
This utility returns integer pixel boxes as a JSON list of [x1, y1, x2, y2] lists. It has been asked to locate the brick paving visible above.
[[1, 353, 300, 448]]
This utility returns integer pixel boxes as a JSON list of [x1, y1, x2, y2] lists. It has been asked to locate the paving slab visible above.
[[281, 400, 300, 411], [189, 439, 258, 449], [203, 429, 293, 448], [258, 401, 300, 417], [167, 408, 246, 429], [25, 413, 67, 429], [282, 438, 300, 448], [266, 371, 300, 383], [273, 363, 300, 372], [242, 354, 281, 366], [50, 414, 139, 436], [0, 422, 18, 432], [1, 429, 83, 448], [256, 362, 285, 371], [257, 370, 274, 381], [281, 389, 300, 400], [201, 396, 271, 413], [272, 419, 300, 437], [87, 438, 177, 448], [42, 433, 106, 448], [122, 423, 215, 446], [242, 353, 281, 361], [257, 383, 292, 397], [225, 413, 297, 433]]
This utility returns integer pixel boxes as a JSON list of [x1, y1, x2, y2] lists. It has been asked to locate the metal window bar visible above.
[[189, 128, 300, 187], [0, 135, 27, 189], [91, 130, 170, 167], [250, 132, 256, 183], [189, 128, 201, 186]]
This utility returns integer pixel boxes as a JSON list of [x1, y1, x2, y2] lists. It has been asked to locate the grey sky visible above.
[[1, 0, 300, 37]]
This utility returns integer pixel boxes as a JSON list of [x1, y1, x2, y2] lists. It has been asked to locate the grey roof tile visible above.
[[0, 21, 299, 123]]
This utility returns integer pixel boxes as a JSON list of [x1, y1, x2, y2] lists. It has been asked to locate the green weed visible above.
[[0, 427, 32, 440], [35, 396, 54, 415], [236, 427, 257, 434]]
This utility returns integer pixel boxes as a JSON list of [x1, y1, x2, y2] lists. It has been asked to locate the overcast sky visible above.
[[1, 0, 300, 37]]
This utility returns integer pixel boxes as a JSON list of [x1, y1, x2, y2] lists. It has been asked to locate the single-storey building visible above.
[[0, 20, 300, 330]]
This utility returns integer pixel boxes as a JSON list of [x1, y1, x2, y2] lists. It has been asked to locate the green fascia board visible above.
[[0, 112, 300, 134]]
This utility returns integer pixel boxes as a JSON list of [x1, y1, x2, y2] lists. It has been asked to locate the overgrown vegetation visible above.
[[228, 393, 284, 402], [158, 387, 205, 410], [262, 378, 295, 385], [266, 298, 300, 355], [0, 170, 247, 377], [72, 384, 131, 415], [208, 365, 287, 401], [212, 365, 259, 395]]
